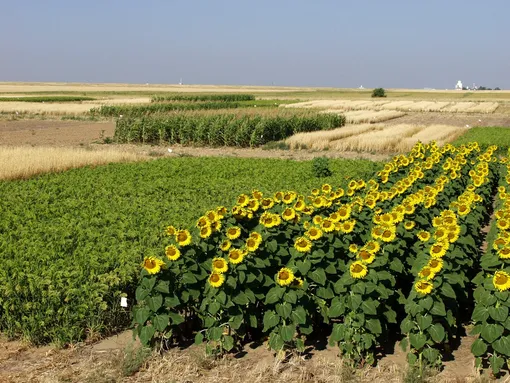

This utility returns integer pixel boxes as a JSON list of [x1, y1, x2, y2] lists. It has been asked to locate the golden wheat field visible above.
[[285, 123, 468, 152], [284, 99, 501, 113], [0, 146, 148, 180]]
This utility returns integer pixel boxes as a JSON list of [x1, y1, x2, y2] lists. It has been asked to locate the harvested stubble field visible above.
[[284, 99, 501, 113], [326, 109, 406, 124], [285, 123, 468, 152]]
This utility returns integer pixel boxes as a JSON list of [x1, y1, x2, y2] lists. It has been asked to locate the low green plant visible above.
[[312, 157, 332, 177], [151, 94, 255, 103]]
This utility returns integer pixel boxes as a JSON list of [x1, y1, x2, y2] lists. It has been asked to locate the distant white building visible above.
[[455, 80, 463, 90]]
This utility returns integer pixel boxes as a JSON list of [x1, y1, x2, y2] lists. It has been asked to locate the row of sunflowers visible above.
[[133, 141, 502, 372]]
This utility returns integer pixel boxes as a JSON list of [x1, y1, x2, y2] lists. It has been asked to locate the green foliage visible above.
[[151, 94, 255, 102], [453, 127, 510, 153], [90, 102, 241, 117], [0, 157, 377, 345], [0, 96, 96, 102], [371, 88, 386, 98], [312, 157, 332, 177], [114, 113, 345, 147]]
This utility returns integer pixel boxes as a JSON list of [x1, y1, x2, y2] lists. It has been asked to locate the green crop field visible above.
[[0, 156, 377, 345]]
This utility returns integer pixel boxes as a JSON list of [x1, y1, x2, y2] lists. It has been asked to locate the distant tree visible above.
[[371, 88, 386, 98], [495, 87, 501, 90]]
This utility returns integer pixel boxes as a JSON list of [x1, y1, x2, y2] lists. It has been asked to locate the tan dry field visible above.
[[284, 99, 501, 113], [0, 330, 496, 383]]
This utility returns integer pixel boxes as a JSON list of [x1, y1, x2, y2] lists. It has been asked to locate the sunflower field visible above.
[[133, 141, 510, 373]]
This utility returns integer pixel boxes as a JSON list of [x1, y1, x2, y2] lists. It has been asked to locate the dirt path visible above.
[[0, 330, 492, 383]]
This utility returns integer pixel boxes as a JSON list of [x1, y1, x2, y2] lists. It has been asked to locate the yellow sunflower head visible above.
[[261, 198, 275, 210], [200, 225, 212, 239], [290, 277, 304, 289], [166, 225, 177, 236], [206, 210, 219, 222], [493, 271, 510, 292], [418, 266, 436, 281], [294, 236, 312, 253], [246, 237, 260, 252], [350, 261, 368, 279], [321, 219, 335, 233], [282, 208, 296, 221], [311, 188, 320, 196], [358, 250, 375, 264], [414, 280, 433, 295], [237, 194, 250, 207], [228, 248, 245, 264], [226, 226, 241, 240], [427, 258, 443, 273], [176, 230, 192, 247], [212, 257, 228, 273], [341, 220, 356, 234], [404, 221, 416, 230], [165, 245, 181, 261], [220, 239, 232, 252], [142, 256, 165, 274], [209, 272, 225, 288], [429, 241, 448, 258], [294, 200, 305, 211], [276, 267, 295, 286], [349, 244, 358, 253], [306, 227, 323, 241], [417, 231, 431, 242], [322, 184, 332, 193], [498, 247, 510, 259], [252, 190, 263, 200]]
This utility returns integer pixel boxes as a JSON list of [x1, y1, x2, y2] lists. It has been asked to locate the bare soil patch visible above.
[[0, 331, 490, 383]]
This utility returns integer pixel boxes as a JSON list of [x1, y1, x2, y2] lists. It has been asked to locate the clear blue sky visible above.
[[1, 1, 508, 89]]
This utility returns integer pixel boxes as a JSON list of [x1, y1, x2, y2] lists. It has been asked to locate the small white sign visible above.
[[120, 297, 128, 307]]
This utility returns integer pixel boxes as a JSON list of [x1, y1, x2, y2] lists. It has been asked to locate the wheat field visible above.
[[0, 146, 148, 180], [283, 99, 500, 113], [285, 123, 468, 153]]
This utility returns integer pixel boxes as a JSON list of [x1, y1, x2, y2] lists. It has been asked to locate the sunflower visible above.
[[414, 280, 433, 295], [237, 194, 250, 207], [380, 227, 396, 242], [498, 247, 510, 259], [337, 206, 351, 221], [312, 196, 325, 208], [371, 226, 384, 240], [220, 239, 232, 252], [228, 248, 245, 264], [365, 240, 380, 254], [404, 221, 416, 230], [322, 184, 332, 193], [493, 271, 510, 292], [417, 231, 431, 242], [329, 212, 341, 222], [294, 200, 305, 211], [166, 225, 177, 236], [260, 212, 274, 228], [200, 225, 212, 239], [282, 192, 296, 204], [246, 237, 260, 252], [341, 220, 356, 234], [357, 250, 375, 264], [176, 230, 192, 247], [276, 267, 295, 286], [271, 214, 282, 227], [418, 266, 436, 280], [165, 245, 181, 261], [250, 231, 262, 244], [274, 191, 284, 202], [294, 237, 312, 253], [427, 258, 443, 273], [497, 219, 510, 231], [430, 241, 449, 258], [142, 256, 165, 274], [282, 208, 296, 221], [306, 227, 323, 241], [247, 199, 260, 212], [212, 257, 228, 273], [457, 204, 471, 216], [211, 220, 222, 232], [350, 261, 368, 279], [206, 210, 219, 222], [321, 219, 335, 233], [312, 215, 323, 225], [494, 237, 507, 250], [311, 188, 320, 196], [432, 217, 443, 227], [252, 190, 263, 200], [196, 217, 210, 229], [225, 226, 241, 240], [216, 206, 228, 218], [290, 277, 304, 289], [349, 244, 359, 253], [209, 272, 225, 288], [261, 198, 275, 210]]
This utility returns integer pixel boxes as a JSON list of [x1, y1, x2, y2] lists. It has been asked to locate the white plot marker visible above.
[[120, 297, 128, 307]]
